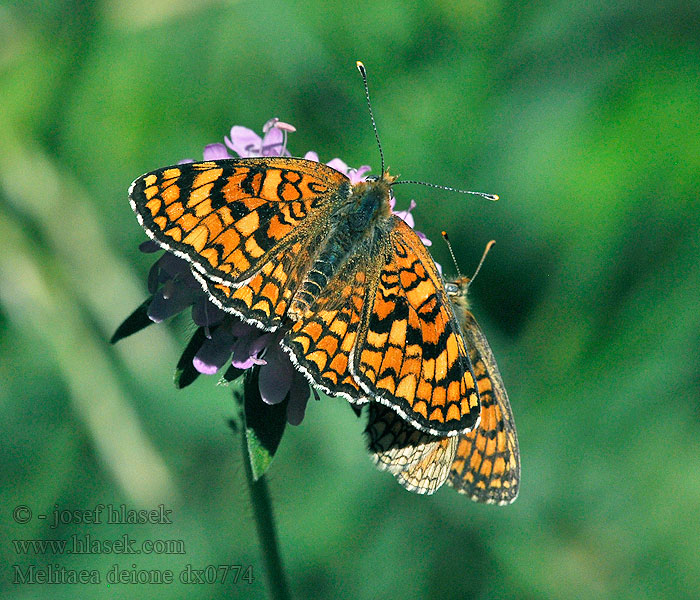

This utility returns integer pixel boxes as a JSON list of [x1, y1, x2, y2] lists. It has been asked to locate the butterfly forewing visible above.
[[354, 218, 480, 436], [198, 225, 329, 329], [129, 157, 349, 329]]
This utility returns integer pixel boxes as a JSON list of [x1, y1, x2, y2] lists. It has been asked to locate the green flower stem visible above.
[[241, 431, 292, 600]]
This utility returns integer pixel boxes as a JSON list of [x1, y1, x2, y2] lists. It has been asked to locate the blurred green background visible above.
[[2, 1, 699, 598]]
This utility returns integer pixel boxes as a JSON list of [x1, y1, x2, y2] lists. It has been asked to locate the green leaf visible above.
[[221, 364, 245, 384], [243, 367, 288, 481], [110, 297, 154, 344]]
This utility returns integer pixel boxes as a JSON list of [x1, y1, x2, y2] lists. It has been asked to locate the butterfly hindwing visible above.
[[447, 295, 520, 504], [367, 403, 457, 494]]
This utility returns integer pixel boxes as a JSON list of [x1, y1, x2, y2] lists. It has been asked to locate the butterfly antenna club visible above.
[[441, 231, 463, 280], [356, 61, 386, 175], [395, 179, 499, 202]]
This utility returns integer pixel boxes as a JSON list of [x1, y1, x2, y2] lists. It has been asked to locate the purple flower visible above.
[[304, 152, 373, 184], [140, 239, 311, 424], [225, 118, 296, 158], [191, 320, 310, 426], [133, 118, 435, 427], [389, 197, 432, 247], [139, 232, 310, 425]]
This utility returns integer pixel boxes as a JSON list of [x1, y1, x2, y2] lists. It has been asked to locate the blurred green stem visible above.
[[241, 431, 292, 600]]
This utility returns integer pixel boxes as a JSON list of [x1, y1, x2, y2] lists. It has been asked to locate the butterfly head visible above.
[[445, 277, 471, 295], [445, 277, 471, 315], [442, 234, 495, 308], [350, 170, 398, 218]]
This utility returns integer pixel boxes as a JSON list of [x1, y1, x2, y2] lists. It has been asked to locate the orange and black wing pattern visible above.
[[354, 217, 480, 436], [129, 157, 350, 330], [366, 277, 519, 503], [447, 286, 519, 504], [282, 246, 372, 403]]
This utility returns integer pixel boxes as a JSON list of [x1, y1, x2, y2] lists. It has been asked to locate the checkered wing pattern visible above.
[[367, 403, 457, 494], [129, 157, 350, 330], [365, 278, 519, 503], [447, 303, 520, 504], [354, 218, 480, 436]]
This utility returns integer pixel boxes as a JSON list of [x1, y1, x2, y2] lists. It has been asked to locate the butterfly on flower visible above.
[[366, 273, 520, 503], [127, 62, 497, 437]]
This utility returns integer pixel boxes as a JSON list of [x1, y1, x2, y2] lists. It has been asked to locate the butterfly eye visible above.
[[445, 283, 459, 295]]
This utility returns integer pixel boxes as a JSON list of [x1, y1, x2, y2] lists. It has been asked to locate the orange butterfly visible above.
[[366, 276, 520, 502], [131, 158, 479, 435], [129, 63, 492, 437]]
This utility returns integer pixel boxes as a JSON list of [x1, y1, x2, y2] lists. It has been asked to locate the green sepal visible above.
[[221, 364, 245, 384], [174, 326, 214, 389], [110, 297, 155, 344], [243, 367, 288, 481]]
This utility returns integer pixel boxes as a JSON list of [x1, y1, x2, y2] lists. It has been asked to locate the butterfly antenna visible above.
[[441, 233, 495, 290], [356, 61, 386, 175], [394, 179, 499, 202], [441, 231, 463, 279], [468, 240, 496, 290]]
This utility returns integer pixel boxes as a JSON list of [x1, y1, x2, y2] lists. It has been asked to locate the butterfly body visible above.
[[287, 172, 395, 321], [130, 156, 481, 436]]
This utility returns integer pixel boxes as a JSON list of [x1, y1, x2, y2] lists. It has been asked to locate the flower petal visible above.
[[226, 126, 262, 157], [229, 325, 269, 369], [393, 199, 417, 228], [248, 332, 274, 358], [231, 352, 263, 370], [260, 126, 285, 156], [286, 375, 310, 425], [139, 240, 161, 253], [203, 143, 231, 160], [258, 347, 294, 405], [156, 252, 194, 280], [191, 296, 225, 327], [231, 337, 264, 370], [147, 282, 197, 322], [415, 229, 433, 246], [193, 326, 236, 374], [231, 320, 261, 338], [192, 356, 220, 375], [147, 261, 160, 294], [348, 165, 372, 184], [326, 158, 350, 175], [304, 150, 320, 162], [262, 118, 280, 133]]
